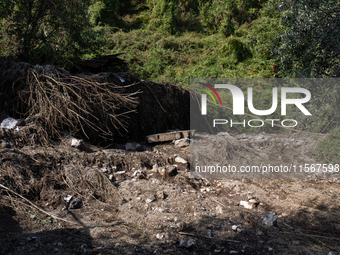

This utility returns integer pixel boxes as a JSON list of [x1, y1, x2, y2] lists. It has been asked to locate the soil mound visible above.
[[0, 59, 190, 145]]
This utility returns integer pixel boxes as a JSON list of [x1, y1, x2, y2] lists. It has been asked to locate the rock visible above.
[[152, 164, 159, 173], [64, 195, 73, 203], [258, 213, 277, 229], [179, 239, 195, 248], [174, 138, 190, 148], [125, 142, 141, 151], [133, 170, 146, 180], [157, 207, 166, 213], [0, 140, 11, 149], [71, 139, 88, 151], [255, 135, 265, 140], [156, 191, 165, 199], [0, 117, 19, 129], [146, 198, 154, 203], [175, 156, 187, 164], [186, 239, 195, 248], [69, 198, 83, 209], [232, 225, 242, 232], [237, 133, 248, 140], [156, 233, 164, 240], [239, 200, 253, 209], [216, 205, 223, 214], [99, 168, 110, 173], [229, 251, 238, 254], [167, 165, 178, 176]]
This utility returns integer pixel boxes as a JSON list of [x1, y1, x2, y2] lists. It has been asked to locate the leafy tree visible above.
[[1, 0, 103, 66], [277, 0, 340, 77]]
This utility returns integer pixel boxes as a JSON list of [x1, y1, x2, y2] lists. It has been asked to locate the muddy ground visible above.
[[1, 130, 340, 255]]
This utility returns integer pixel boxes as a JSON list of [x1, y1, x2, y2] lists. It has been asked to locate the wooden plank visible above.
[[146, 130, 195, 143]]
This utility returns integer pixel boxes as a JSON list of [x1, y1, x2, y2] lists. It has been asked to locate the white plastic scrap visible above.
[[118, 76, 125, 83]]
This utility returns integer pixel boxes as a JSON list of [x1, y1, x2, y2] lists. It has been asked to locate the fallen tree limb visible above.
[[0, 183, 77, 225]]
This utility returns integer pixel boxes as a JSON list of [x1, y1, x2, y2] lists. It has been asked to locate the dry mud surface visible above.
[[1, 132, 340, 255]]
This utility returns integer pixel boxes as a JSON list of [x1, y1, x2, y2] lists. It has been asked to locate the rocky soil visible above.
[[1, 130, 340, 255]]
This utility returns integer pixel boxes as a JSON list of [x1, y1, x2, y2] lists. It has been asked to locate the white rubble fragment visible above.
[[239, 200, 254, 209], [0, 117, 19, 129], [258, 213, 277, 229], [64, 195, 73, 203], [216, 205, 223, 214], [71, 139, 88, 151], [175, 156, 187, 164], [156, 233, 164, 240], [146, 198, 153, 203], [174, 138, 190, 148]]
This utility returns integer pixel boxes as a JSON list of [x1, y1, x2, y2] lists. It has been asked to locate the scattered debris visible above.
[[174, 138, 190, 148], [156, 233, 164, 240], [63, 195, 73, 203], [0, 117, 19, 129], [156, 191, 165, 199], [69, 198, 83, 209], [258, 213, 277, 229], [216, 205, 223, 214], [71, 139, 88, 151], [239, 200, 254, 209], [175, 156, 187, 164], [179, 238, 195, 248]]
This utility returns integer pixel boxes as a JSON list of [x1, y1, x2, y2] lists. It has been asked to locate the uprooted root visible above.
[[18, 68, 139, 142]]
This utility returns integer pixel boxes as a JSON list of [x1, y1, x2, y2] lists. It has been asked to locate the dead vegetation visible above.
[[19, 66, 138, 142]]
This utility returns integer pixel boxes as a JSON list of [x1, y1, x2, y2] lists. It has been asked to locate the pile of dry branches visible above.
[[17, 66, 139, 142]]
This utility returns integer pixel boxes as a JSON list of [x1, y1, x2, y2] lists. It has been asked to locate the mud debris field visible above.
[[1, 131, 340, 255], [0, 60, 340, 254]]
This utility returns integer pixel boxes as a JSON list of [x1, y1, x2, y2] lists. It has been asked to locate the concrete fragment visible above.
[[258, 213, 277, 229], [239, 200, 253, 209], [216, 205, 223, 214], [0, 117, 19, 129], [71, 139, 88, 151], [174, 138, 190, 148], [175, 156, 187, 164]]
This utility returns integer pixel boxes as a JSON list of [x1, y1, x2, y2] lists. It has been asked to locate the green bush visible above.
[[316, 128, 340, 164]]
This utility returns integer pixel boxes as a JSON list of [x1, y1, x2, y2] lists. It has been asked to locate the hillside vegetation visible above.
[[1, 0, 340, 159]]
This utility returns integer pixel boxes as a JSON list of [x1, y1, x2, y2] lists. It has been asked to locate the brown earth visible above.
[[1, 130, 340, 255]]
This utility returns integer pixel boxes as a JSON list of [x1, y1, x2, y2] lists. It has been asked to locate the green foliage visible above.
[[316, 128, 340, 164], [149, 0, 180, 34], [200, 0, 267, 36], [0, 0, 103, 66], [277, 0, 340, 78], [221, 36, 252, 62], [88, 0, 120, 26]]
